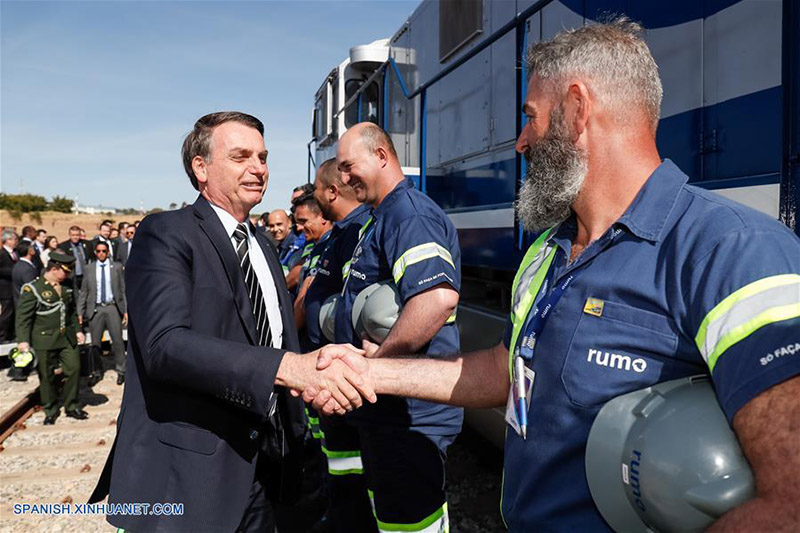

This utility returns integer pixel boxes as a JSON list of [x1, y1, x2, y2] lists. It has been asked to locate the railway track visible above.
[[0, 368, 504, 532], [0, 371, 122, 532]]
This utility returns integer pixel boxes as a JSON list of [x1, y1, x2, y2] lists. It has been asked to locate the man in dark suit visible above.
[[89, 111, 375, 532], [19, 226, 43, 272], [58, 226, 91, 289], [77, 240, 127, 385], [115, 227, 133, 266], [92, 222, 117, 262], [11, 241, 39, 306], [0, 229, 19, 342]]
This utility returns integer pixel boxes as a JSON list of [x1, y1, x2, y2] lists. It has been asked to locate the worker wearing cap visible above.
[[15, 252, 87, 425], [333, 123, 462, 533]]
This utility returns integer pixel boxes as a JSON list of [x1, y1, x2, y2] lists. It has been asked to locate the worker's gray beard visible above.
[[515, 106, 588, 233]]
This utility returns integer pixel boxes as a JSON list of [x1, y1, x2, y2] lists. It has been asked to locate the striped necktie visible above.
[[232, 223, 272, 347]]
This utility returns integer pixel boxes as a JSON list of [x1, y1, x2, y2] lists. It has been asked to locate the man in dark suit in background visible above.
[[115, 225, 133, 266], [11, 241, 39, 306], [0, 229, 19, 342], [89, 111, 374, 532], [58, 226, 91, 289], [77, 240, 127, 385], [19, 226, 43, 272], [92, 222, 116, 261]]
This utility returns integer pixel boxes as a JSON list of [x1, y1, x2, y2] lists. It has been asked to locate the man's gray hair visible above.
[[526, 16, 662, 132], [1, 229, 17, 243]]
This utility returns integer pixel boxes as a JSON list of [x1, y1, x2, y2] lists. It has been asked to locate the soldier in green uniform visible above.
[[15, 252, 88, 425]]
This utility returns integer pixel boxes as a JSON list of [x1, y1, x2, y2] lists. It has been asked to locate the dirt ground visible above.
[[0, 211, 138, 243]]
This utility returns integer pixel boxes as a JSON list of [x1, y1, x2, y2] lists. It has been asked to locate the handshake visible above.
[[277, 342, 380, 416]]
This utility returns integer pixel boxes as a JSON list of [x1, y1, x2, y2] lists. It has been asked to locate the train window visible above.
[[345, 79, 361, 128], [439, 0, 483, 62], [313, 92, 327, 141], [359, 81, 380, 125], [345, 79, 381, 127]]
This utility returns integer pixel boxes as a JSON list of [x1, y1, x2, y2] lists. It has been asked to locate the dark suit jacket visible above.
[[57, 239, 92, 272], [20, 237, 43, 271], [0, 247, 15, 300], [89, 196, 305, 532], [11, 260, 38, 305], [116, 239, 132, 266], [77, 260, 127, 318]]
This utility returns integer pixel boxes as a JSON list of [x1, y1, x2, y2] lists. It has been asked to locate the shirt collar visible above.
[[615, 159, 687, 242], [374, 178, 413, 218], [3, 245, 13, 254], [335, 203, 370, 230], [97, 259, 110, 267], [552, 159, 687, 247], [208, 201, 252, 239], [21, 257, 33, 266]]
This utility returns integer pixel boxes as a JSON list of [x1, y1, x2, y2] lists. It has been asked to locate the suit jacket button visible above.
[[249, 429, 259, 440]]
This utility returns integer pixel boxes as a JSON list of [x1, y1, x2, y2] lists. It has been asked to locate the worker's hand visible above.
[[18, 342, 30, 353], [277, 345, 376, 412], [77, 332, 86, 344]]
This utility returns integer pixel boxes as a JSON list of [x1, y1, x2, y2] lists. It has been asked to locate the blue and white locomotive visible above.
[[309, 0, 799, 445]]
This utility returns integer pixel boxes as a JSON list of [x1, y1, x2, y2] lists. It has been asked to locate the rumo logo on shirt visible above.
[[587, 349, 647, 373]]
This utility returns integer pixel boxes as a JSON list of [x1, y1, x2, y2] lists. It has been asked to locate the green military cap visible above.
[[48, 252, 76, 271]]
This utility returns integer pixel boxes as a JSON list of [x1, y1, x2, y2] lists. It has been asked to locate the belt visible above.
[[97, 301, 116, 307]]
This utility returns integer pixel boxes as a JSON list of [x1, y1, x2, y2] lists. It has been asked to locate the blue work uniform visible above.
[[301, 204, 375, 532], [279, 231, 305, 275], [334, 178, 463, 531], [305, 204, 371, 350], [500, 160, 800, 531]]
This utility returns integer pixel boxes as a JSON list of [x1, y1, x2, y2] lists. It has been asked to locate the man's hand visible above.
[[122, 313, 128, 326], [77, 332, 86, 344], [18, 342, 30, 353], [78, 316, 83, 326], [276, 344, 376, 412], [305, 344, 374, 414]]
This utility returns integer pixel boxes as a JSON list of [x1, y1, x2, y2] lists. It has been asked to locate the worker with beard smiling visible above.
[[306, 17, 800, 532]]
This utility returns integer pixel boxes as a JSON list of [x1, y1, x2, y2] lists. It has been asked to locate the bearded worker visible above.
[[307, 18, 800, 531]]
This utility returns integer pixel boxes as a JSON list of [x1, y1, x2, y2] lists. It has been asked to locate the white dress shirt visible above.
[[209, 202, 283, 349]]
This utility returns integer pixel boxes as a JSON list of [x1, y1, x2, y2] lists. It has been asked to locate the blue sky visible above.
[[1, 0, 418, 214]]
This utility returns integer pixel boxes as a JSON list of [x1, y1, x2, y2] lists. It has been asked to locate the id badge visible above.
[[505, 365, 535, 437]]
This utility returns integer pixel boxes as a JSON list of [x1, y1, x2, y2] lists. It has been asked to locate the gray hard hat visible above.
[[351, 281, 402, 343], [319, 293, 340, 343], [585, 376, 755, 532]]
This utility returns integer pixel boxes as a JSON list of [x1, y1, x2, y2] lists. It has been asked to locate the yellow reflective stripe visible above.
[[342, 260, 352, 280], [695, 274, 800, 371], [707, 303, 800, 372], [359, 216, 374, 239], [392, 243, 454, 284], [446, 309, 457, 324], [506, 228, 556, 380]]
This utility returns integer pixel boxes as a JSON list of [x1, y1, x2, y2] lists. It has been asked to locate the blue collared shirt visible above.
[[501, 159, 800, 531], [303, 203, 371, 350], [336, 178, 463, 434]]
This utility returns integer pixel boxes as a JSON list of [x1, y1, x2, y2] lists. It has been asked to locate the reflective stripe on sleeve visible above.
[[392, 243, 454, 284], [375, 502, 449, 533], [342, 260, 352, 280], [695, 274, 800, 372], [322, 446, 364, 475]]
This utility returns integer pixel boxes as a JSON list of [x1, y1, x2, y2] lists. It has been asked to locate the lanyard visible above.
[[515, 246, 578, 361]]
